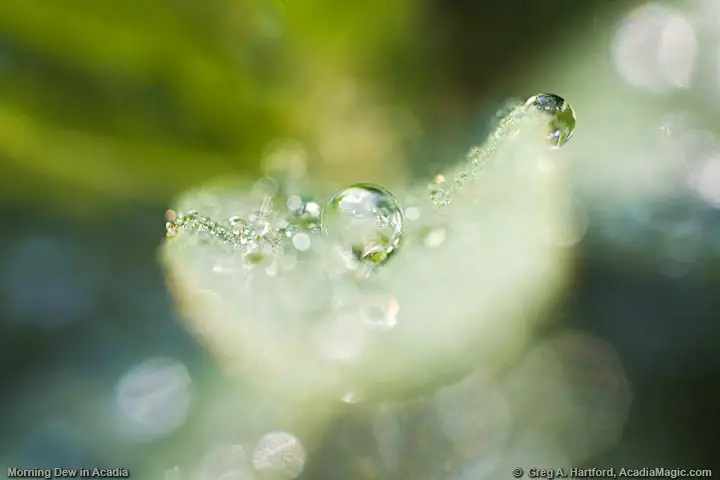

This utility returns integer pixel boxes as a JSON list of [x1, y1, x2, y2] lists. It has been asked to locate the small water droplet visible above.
[[289, 199, 322, 232], [430, 189, 448, 207], [229, 216, 245, 227], [166, 222, 178, 238], [524, 93, 576, 148], [321, 184, 404, 265], [361, 245, 388, 264]]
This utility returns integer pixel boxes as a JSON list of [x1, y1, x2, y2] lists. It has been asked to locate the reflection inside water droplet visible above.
[[321, 184, 404, 265], [525, 94, 576, 148], [340, 390, 365, 404]]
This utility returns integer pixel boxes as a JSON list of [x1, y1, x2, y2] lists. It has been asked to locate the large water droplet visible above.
[[524, 94, 576, 148], [321, 184, 404, 265]]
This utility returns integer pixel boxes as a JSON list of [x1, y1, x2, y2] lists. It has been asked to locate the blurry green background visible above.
[[0, 0, 617, 208], [0, 0, 417, 208], [1, 0, 719, 478]]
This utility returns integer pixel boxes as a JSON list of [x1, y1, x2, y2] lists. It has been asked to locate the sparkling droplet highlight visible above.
[[524, 93, 576, 148], [321, 184, 404, 265]]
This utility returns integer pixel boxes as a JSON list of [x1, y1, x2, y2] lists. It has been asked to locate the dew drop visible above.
[[165, 210, 179, 238], [165, 222, 178, 238], [292, 199, 323, 232], [229, 216, 245, 229], [524, 93, 576, 148], [321, 184, 404, 265], [430, 190, 448, 207]]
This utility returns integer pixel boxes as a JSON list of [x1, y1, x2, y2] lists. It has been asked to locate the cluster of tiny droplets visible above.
[[429, 94, 576, 208], [165, 94, 576, 272], [165, 194, 323, 269]]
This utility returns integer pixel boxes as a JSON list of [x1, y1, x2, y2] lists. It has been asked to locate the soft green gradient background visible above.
[[0, 0, 422, 211], [1, 0, 719, 476], [0, 0, 651, 212]]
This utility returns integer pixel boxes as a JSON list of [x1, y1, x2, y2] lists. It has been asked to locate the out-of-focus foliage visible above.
[[2, 0, 720, 476], [0, 0, 418, 210]]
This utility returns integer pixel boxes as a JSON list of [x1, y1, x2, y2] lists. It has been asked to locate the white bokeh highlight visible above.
[[114, 357, 192, 441], [612, 4, 697, 92], [251, 432, 306, 479]]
